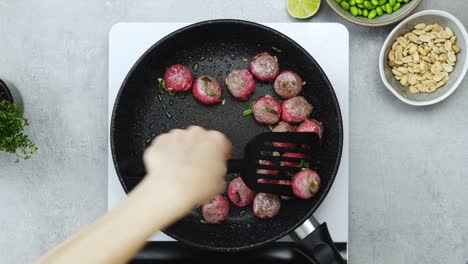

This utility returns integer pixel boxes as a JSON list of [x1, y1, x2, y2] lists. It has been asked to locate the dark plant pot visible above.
[[0, 79, 23, 115]]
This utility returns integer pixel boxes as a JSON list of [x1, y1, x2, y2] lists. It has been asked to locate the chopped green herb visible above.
[[192, 63, 199, 72], [243, 109, 253, 116], [176, 91, 187, 99], [272, 46, 282, 53], [205, 89, 217, 97], [265, 107, 278, 115], [235, 191, 241, 203], [299, 160, 310, 169], [200, 219, 209, 224], [157, 78, 166, 94], [202, 76, 211, 85], [268, 125, 274, 131]]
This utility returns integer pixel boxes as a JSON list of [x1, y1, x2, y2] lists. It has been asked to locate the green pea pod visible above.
[[336, 0, 343, 4], [350, 6, 359, 16], [371, 0, 379, 6], [389, 0, 396, 6], [376, 6, 383, 16], [368, 9, 377, 19], [363, 8, 369, 16], [379, 0, 387, 4], [385, 3, 393, 13], [364, 1, 373, 9], [393, 2, 401, 11], [349, 0, 356, 5], [358, 8, 363, 15], [341, 1, 350, 10]]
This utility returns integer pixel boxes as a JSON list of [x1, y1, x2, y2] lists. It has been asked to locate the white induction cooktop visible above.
[[108, 22, 349, 242]]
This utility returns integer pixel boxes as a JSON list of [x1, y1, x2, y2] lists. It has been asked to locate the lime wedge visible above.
[[287, 0, 321, 19]]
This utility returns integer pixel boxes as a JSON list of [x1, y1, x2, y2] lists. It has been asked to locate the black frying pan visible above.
[[111, 20, 344, 263]]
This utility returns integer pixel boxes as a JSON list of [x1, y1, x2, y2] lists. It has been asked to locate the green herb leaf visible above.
[[243, 109, 253, 116], [157, 78, 166, 94], [0, 100, 38, 162], [265, 107, 278, 115], [200, 219, 209, 224], [272, 46, 282, 53], [202, 76, 211, 86], [299, 160, 310, 169], [192, 63, 199, 72], [205, 89, 217, 97], [235, 191, 241, 203]]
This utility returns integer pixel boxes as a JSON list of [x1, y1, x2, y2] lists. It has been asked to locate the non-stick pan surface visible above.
[[111, 20, 343, 252]]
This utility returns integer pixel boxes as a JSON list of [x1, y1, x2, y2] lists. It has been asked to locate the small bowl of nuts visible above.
[[379, 10, 468, 106]]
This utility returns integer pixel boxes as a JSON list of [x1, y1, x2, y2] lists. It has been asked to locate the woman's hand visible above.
[[143, 126, 232, 207]]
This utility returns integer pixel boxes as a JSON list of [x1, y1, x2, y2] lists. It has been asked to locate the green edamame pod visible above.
[[336, 0, 343, 4], [379, 0, 387, 4], [386, 3, 393, 13], [368, 9, 377, 19], [358, 3, 365, 8], [376, 6, 383, 16], [363, 8, 369, 16], [364, 1, 373, 9], [358, 8, 363, 15], [356, 0, 364, 3], [349, 0, 356, 5], [389, 0, 396, 6], [393, 2, 401, 11], [350, 6, 359, 16], [371, 0, 379, 6], [341, 1, 350, 10]]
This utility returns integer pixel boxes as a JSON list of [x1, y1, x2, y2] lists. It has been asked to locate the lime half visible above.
[[287, 0, 321, 19]]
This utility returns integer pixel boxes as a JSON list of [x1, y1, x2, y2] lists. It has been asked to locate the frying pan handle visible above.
[[291, 218, 346, 264], [227, 159, 244, 174]]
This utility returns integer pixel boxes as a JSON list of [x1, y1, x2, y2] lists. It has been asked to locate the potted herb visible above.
[[0, 79, 37, 161]]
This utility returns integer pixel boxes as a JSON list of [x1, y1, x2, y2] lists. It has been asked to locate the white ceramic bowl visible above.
[[379, 10, 468, 106]]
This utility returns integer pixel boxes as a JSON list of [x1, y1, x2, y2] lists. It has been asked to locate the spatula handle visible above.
[[227, 159, 244, 174]]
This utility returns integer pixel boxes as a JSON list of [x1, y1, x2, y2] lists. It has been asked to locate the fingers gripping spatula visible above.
[[227, 132, 321, 196]]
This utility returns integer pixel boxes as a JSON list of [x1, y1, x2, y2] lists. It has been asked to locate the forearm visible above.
[[34, 177, 193, 264]]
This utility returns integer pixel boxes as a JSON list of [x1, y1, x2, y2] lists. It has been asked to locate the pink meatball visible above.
[[281, 96, 313, 123], [225, 69, 255, 101], [296, 119, 324, 139], [228, 177, 254, 207], [201, 195, 229, 224], [273, 70, 303, 99], [164, 64, 193, 92], [192, 76, 223, 105], [272, 121, 297, 148], [253, 193, 281, 219], [249, 52, 280, 82], [292, 169, 321, 199], [252, 96, 281, 125]]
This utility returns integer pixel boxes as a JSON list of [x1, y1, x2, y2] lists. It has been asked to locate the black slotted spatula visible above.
[[227, 132, 321, 196]]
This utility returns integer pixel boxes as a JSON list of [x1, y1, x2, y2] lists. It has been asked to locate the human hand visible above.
[[142, 126, 232, 208]]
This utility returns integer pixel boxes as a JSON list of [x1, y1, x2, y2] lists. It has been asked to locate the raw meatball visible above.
[[225, 69, 255, 101], [273, 70, 303, 99], [281, 96, 313, 123], [292, 169, 320, 199], [192, 76, 223, 105], [228, 177, 254, 207], [296, 118, 324, 139], [253, 193, 281, 219], [252, 96, 281, 125], [280, 152, 306, 167], [249, 52, 280, 82], [272, 121, 296, 148], [164, 64, 193, 92], [201, 195, 229, 224]]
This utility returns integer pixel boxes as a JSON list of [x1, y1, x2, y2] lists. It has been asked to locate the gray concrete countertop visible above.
[[0, 0, 467, 263]]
